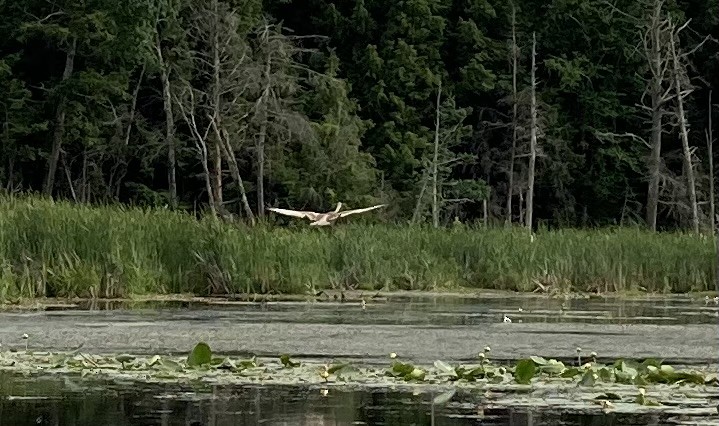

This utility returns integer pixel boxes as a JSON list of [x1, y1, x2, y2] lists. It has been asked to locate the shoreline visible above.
[[2, 289, 716, 311]]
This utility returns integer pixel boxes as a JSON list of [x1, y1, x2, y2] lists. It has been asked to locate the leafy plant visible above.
[[386, 359, 426, 382], [187, 342, 212, 367], [514, 359, 536, 384], [280, 354, 301, 368]]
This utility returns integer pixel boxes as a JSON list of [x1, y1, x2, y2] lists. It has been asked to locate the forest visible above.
[[0, 0, 717, 230]]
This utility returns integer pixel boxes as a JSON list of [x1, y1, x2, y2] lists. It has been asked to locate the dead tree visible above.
[[43, 37, 77, 195], [413, 82, 473, 226], [155, 25, 178, 209], [248, 21, 320, 219], [643, 0, 674, 231], [597, 0, 674, 230], [174, 85, 217, 218], [256, 46, 270, 218], [432, 81, 442, 228], [210, 0, 223, 209], [668, 19, 699, 234], [707, 90, 715, 234], [506, 2, 519, 225], [175, 0, 258, 221], [524, 32, 538, 231], [211, 121, 255, 223], [173, 83, 217, 217]]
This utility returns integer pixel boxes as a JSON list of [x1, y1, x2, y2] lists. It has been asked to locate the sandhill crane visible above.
[[267, 202, 386, 226]]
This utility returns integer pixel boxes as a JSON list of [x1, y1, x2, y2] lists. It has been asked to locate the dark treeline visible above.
[[0, 0, 716, 230]]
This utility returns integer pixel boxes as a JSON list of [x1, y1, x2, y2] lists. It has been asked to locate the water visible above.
[[1, 293, 718, 424], [1, 372, 711, 425], [25, 292, 719, 326]]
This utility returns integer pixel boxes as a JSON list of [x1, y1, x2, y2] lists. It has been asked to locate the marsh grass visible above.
[[0, 195, 714, 300]]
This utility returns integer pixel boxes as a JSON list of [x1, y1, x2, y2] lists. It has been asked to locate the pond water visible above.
[[1, 293, 718, 425], [1, 372, 713, 426], [34, 292, 719, 326]]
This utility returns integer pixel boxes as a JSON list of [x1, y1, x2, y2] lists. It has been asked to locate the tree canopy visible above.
[[0, 0, 716, 229]]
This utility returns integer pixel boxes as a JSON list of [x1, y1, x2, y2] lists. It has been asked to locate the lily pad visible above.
[[115, 354, 135, 364], [146, 355, 161, 367], [187, 342, 212, 367], [595, 392, 622, 401], [160, 359, 183, 372], [530, 356, 548, 365], [327, 362, 349, 374], [432, 389, 456, 406], [540, 359, 566, 375], [578, 370, 597, 386], [280, 354, 300, 368], [434, 360, 457, 377], [515, 359, 536, 384]]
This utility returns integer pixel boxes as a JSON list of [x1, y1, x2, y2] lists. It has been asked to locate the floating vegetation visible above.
[[2, 342, 716, 414], [186, 342, 212, 367]]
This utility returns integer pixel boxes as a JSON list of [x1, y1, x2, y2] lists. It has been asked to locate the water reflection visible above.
[[33, 293, 719, 326], [0, 373, 709, 426]]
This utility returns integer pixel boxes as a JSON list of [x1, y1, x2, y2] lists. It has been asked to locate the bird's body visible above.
[[268, 202, 386, 226]]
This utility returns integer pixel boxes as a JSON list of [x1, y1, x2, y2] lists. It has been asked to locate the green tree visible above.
[[279, 52, 378, 210]]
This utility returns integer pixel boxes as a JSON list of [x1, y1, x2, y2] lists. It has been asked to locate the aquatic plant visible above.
[[280, 354, 300, 368], [6, 341, 717, 390], [187, 342, 212, 367], [21, 333, 29, 351], [0, 342, 716, 414], [0, 195, 716, 301]]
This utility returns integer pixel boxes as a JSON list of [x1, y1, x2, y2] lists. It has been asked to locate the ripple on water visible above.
[[2, 372, 717, 426]]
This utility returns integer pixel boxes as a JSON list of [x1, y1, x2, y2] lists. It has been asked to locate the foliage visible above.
[[187, 342, 212, 366], [0, 0, 716, 228], [0, 196, 716, 302], [514, 355, 713, 387], [1, 344, 717, 412]]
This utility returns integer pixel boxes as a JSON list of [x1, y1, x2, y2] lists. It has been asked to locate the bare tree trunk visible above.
[[483, 199, 488, 226], [211, 133, 222, 207], [525, 32, 538, 231], [506, 3, 518, 226], [669, 24, 699, 234], [199, 142, 217, 218], [256, 52, 271, 218], [256, 109, 267, 218], [210, 0, 223, 210], [125, 65, 145, 147], [432, 81, 442, 229], [61, 152, 77, 202], [645, 0, 668, 231], [174, 85, 217, 218], [412, 167, 430, 223], [156, 31, 178, 209], [707, 90, 714, 234], [715, 224, 719, 295], [43, 37, 77, 196], [81, 149, 88, 202], [104, 65, 144, 201], [646, 105, 663, 230], [2, 104, 13, 190], [211, 122, 256, 224]]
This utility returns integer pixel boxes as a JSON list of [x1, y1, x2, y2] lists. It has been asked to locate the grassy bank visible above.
[[0, 196, 715, 301]]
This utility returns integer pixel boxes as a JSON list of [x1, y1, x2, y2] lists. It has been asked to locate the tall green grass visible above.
[[0, 195, 714, 300]]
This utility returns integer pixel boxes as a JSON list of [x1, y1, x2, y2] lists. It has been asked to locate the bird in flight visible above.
[[267, 202, 386, 226]]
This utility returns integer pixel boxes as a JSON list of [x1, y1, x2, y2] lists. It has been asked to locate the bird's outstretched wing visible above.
[[338, 204, 387, 217], [268, 208, 321, 221]]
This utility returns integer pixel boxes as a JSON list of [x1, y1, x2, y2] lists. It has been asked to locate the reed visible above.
[[0, 195, 714, 301]]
